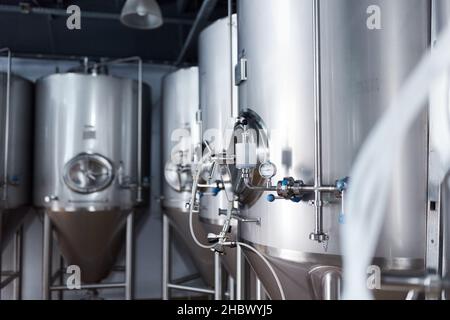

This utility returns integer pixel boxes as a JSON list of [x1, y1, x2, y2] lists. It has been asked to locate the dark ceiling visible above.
[[0, 0, 234, 65]]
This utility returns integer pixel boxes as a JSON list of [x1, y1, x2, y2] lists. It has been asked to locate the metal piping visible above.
[[214, 252, 223, 300], [42, 213, 52, 300], [228, 0, 236, 119], [175, 0, 218, 66], [125, 212, 134, 300], [0, 4, 194, 25], [162, 214, 170, 300], [0, 48, 11, 203], [311, 0, 327, 243]]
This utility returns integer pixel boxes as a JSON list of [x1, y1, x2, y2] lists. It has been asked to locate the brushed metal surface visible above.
[[0, 74, 34, 209], [34, 72, 150, 283], [198, 15, 238, 278], [0, 73, 33, 253], [161, 67, 216, 286], [237, 0, 430, 298]]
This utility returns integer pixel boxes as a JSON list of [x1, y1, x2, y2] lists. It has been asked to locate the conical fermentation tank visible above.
[[161, 67, 215, 287], [0, 73, 34, 252], [234, 0, 430, 299], [198, 15, 238, 278], [33, 71, 150, 283]]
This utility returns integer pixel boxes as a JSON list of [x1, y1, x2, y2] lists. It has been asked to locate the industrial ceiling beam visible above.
[[175, 0, 218, 66], [0, 4, 194, 26]]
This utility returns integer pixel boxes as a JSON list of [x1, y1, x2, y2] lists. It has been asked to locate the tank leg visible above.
[[256, 277, 263, 300], [125, 211, 134, 300], [322, 270, 341, 300], [42, 212, 52, 300], [0, 211, 3, 301], [214, 252, 222, 300], [13, 226, 23, 300], [162, 214, 170, 300], [227, 275, 235, 300], [236, 243, 246, 300]]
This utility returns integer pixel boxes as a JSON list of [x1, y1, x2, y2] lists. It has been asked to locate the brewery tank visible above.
[[161, 67, 215, 287], [33, 71, 150, 283], [235, 0, 429, 299], [0, 73, 34, 252], [198, 15, 238, 278]]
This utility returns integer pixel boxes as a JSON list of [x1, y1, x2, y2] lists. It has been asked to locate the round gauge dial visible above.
[[63, 153, 114, 194], [259, 161, 277, 180]]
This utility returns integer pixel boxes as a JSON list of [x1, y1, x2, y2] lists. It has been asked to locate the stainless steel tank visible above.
[[434, 0, 450, 294], [0, 73, 33, 252], [34, 72, 150, 283], [236, 0, 430, 299], [198, 15, 238, 278], [161, 67, 215, 287]]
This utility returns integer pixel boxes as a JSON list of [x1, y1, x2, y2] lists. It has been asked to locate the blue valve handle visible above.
[[290, 196, 302, 203], [212, 187, 221, 196], [336, 177, 350, 192], [266, 194, 302, 203]]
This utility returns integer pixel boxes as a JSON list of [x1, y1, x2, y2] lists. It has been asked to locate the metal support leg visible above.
[[42, 212, 52, 300], [236, 243, 245, 300], [214, 252, 222, 300], [162, 214, 170, 300], [125, 211, 134, 300], [0, 211, 3, 301], [322, 270, 341, 300], [256, 278, 263, 301], [228, 275, 235, 300], [58, 256, 64, 300], [13, 226, 23, 300]]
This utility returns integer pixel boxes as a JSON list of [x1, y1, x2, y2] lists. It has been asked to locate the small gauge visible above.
[[259, 161, 277, 180]]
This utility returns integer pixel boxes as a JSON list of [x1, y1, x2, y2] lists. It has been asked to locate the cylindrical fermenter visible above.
[[433, 0, 450, 296], [161, 67, 215, 287], [236, 0, 429, 299], [0, 73, 34, 251], [198, 15, 238, 278], [34, 72, 150, 283]]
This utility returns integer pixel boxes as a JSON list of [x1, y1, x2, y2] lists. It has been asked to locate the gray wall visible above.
[[0, 57, 201, 300]]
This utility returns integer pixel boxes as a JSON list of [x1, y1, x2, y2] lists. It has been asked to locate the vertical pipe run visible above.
[[137, 59, 143, 203], [162, 214, 170, 300], [0, 211, 2, 300], [1, 48, 11, 202], [214, 253, 222, 300], [58, 255, 64, 300], [228, 0, 236, 119], [42, 212, 52, 300], [125, 211, 134, 300], [311, 0, 327, 242]]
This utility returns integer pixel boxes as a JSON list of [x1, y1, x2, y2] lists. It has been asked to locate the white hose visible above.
[[236, 242, 286, 300], [189, 165, 216, 249], [188, 155, 286, 300], [342, 23, 450, 300]]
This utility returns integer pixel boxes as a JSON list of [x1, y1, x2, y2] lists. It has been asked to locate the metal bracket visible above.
[[235, 58, 248, 86]]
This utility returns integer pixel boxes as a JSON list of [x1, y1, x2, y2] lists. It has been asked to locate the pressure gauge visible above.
[[63, 153, 114, 194], [259, 161, 277, 180]]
